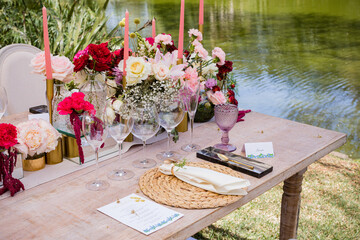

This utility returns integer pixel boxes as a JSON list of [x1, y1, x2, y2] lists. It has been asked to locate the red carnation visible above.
[[166, 40, 178, 53], [228, 89, 235, 97], [0, 123, 18, 149], [57, 92, 95, 116], [146, 37, 155, 46], [212, 86, 221, 92], [217, 60, 233, 80], [87, 42, 112, 72], [229, 95, 238, 106]]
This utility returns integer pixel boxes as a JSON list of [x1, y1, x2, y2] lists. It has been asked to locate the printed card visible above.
[[244, 142, 274, 159], [98, 193, 183, 235]]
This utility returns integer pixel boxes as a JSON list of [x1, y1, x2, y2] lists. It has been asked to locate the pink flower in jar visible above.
[[194, 44, 208, 60], [188, 29, 203, 41]]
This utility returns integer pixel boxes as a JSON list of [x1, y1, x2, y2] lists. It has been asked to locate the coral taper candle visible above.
[[177, 0, 185, 59], [42, 6, 52, 80], [199, 0, 204, 25], [123, 10, 129, 77], [152, 18, 156, 39]]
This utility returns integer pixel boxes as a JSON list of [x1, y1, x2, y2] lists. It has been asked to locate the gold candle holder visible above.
[[199, 24, 204, 34], [176, 58, 188, 132], [46, 138, 63, 164], [46, 79, 54, 123]]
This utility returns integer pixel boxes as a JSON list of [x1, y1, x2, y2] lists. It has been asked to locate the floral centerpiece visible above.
[[0, 123, 24, 197], [57, 92, 96, 164]]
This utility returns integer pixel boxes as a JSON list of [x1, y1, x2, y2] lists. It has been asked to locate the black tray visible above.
[[196, 147, 273, 178]]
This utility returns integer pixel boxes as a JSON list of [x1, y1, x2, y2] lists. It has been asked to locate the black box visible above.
[[196, 147, 273, 178]]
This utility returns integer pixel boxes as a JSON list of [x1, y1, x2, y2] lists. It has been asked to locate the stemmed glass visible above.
[[181, 80, 201, 152], [0, 86, 8, 119], [82, 110, 109, 191], [107, 103, 134, 181], [214, 103, 239, 152], [131, 103, 160, 168], [156, 94, 185, 161]]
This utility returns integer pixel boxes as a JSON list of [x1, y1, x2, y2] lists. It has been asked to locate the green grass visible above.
[[193, 154, 360, 240]]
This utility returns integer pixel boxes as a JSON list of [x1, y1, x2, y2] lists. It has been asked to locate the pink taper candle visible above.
[[152, 18, 156, 39], [123, 10, 129, 77], [177, 0, 185, 59], [42, 7, 52, 79], [199, 0, 204, 25]]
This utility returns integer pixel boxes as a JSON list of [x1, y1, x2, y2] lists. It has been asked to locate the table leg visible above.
[[279, 168, 307, 240]]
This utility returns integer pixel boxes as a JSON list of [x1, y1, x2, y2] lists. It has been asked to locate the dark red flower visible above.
[[216, 60, 233, 80], [73, 54, 89, 72], [229, 95, 238, 106], [184, 50, 190, 58], [166, 40, 178, 53], [87, 42, 112, 71], [228, 89, 235, 97], [0, 123, 18, 149], [231, 84, 235, 89], [111, 49, 124, 67], [212, 86, 221, 92]]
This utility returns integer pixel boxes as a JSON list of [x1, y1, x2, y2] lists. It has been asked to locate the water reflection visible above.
[[107, 0, 360, 158]]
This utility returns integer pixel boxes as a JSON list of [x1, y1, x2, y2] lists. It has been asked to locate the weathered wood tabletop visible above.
[[0, 112, 346, 240]]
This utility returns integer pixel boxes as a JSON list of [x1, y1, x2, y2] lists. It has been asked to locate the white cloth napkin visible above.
[[159, 163, 250, 195]]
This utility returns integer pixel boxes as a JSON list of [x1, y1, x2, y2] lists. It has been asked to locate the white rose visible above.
[[119, 57, 152, 86], [112, 99, 123, 112], [152, 63, 170, 81]]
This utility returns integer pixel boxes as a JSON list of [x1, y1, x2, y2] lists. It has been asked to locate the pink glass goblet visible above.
[[214, 104, 238, 152]]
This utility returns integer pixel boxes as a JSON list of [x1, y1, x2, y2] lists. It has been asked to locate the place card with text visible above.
[[244, 142, 274, 159], [97, 193, 183, 235]]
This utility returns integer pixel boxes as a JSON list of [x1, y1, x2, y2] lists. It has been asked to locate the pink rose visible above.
[[207, 90, 227, 105], [212, 47, 226, 66], [155, 34, 173, 45], [195, 44, 208, 60], [188, 29, 203, 41], [51, 56, 74, 83], [30, 51, 47, 75]]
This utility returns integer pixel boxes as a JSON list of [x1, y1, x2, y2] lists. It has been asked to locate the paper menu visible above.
[[97, 194, 183, 235]]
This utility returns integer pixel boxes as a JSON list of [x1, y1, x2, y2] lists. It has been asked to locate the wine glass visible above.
[[156, 94, 185, 161], [82, 110, 109, 191], [131, 103, 160, 168], [181, 80, 201, 152], [214, 103, 239, 152], [0, 86, 8, 119], [107, 102, 135, 181]]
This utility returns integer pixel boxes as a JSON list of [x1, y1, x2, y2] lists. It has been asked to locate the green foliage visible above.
[[0, 0, 121, 58]]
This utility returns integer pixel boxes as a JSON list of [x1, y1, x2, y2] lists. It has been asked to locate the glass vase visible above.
[[52, 80, 69, 133], [79, 73, 107, 118]]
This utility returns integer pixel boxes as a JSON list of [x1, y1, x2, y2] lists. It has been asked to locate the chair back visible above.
[[0, 44, 46, 115]]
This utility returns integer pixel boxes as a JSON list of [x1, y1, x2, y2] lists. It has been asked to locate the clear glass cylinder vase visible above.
[[52, 80, 69, 133], [79, 73, 107, 118]]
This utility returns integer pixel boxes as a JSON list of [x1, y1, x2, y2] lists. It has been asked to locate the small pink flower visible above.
[[207, 90, 227, 105], [184, 67, 199, 82], [212, 47, 226, 66], [51, 56, 74, 83], [188, 29, 203, 41], [194, 44, 208, 60], [30, 51, 47, 76], [192, 39, 202, 47], [155, 34, 173, 45]]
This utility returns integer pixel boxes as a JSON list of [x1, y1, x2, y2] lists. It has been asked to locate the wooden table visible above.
[[0, 112, 346, 239]]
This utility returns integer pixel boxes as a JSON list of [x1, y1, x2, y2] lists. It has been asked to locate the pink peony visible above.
[[212, 47, 226, 66], [30, 51, 47, 75], [155, 34, 173, 46], [16, 120, 48, 157], [184, 67, 199, 82], [51, 56, 74, 83], [188, 29, 203, 41], [207, 90, 227, 105]]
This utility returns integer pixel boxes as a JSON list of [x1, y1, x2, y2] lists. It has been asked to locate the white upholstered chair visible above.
[[0, 44, 47, 115]]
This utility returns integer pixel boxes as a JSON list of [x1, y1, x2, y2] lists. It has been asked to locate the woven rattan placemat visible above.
[[139, 162, 246, 209]]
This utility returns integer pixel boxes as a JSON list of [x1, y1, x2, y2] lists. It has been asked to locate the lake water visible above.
[[106, 0, 360, 159]]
